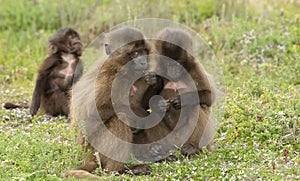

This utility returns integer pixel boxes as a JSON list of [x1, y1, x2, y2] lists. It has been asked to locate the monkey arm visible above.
[[173, 63, 214, 108], [171, 90, 213, 109], [96, 96, 115, 122], [141, 74, 164, 110], [132, 106, 149, 117], [197, 89, 213, 106], [40, 55, 59, 71], [30, 56, 58, 115], [95, 76, 116, 123], [99, 103, 150, 125], [30, 73, 47, 115], [72, 59, 83, 84], [98, 107, 116, 122]]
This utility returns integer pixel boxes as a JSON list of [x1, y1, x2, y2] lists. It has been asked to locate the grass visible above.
[[0, 0, 299, 180]]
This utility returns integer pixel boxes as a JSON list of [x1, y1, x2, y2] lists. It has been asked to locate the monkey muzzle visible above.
[[72, 40, 82, 46]]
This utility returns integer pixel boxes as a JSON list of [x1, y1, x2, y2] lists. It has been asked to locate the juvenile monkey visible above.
[[30, 28, 83, 116], [134, 28, 215, 160], [4, 28, 83, 116]]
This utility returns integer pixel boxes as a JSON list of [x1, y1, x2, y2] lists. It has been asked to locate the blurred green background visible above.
[[0, 0, 299, 180]]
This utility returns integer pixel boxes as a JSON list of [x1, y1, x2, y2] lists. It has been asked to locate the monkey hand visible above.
[[151, 99, 170, 113], [170, 96, 181, 110], [149, 143, 178, 162], [71, 47, 82, 56], [143, 72, 158, 86], [29, 105, 38, 116], [149, 143, 165, 160], [127, 164, 151, 175], [159, 99, 170, 112]]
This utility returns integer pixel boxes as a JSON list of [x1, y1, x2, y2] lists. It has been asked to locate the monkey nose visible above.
[[140, 59, 148, 65]]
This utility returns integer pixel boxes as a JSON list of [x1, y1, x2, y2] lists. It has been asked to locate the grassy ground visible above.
[[0, 0, 299, 180]]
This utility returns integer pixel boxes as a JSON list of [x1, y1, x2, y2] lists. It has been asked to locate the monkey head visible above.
[[156, 28, 194, 80], [48, 27, 83, 56], [105, 27, 150, 75]]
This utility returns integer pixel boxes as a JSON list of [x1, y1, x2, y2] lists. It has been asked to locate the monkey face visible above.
[[48, 28, 82, 56], [67, 32, 82, 47], [128, 46, 149, 72], [66, 30, 82, 56], [108, 39, 150, 75]]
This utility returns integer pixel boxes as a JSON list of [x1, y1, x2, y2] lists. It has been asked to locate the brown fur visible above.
[[134, 28, 215, 159], [67, 27, 157, 179], [29, 28, 83, 116]]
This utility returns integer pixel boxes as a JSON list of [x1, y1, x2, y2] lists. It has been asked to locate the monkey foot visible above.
[[149, 143, 163, 156], [206, 143, 215, 152], [127, 164, 151, 175], [64, 170, 101, 180], [165, 155, 178, 162], [156, 154, 178, 163], [181, 144, 202, 157]]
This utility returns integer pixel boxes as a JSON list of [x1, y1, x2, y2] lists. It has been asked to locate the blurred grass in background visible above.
[[1, 0, 299, 84], [0, 0, 299, 180]]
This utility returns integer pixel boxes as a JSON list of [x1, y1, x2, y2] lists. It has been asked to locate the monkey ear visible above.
[[105, 43, 111, 55], [48, 44, 58, 54]]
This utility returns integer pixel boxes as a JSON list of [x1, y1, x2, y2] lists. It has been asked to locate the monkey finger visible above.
[[158, 100, 170, 112], [29, 107, 38, 116], [149, 77, 157, 85], [149, 143, 162, 156], [165, 155, 178, 162], [171, 97, 181, 110], [144, 77, 156, 85], [143, 72, 157, 85], [128, 164, 151, 175], [181, 143, 201, 157]]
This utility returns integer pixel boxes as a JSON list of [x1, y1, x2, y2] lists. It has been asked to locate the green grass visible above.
[[1, 0, 299, 180]]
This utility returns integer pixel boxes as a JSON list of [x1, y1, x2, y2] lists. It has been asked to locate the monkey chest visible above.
[[129, 80, 148, 106]]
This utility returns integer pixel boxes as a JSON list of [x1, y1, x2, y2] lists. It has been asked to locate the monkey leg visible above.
[[125, 164, 151, 175], [133, 120, 179, 162], [64, 170, 101, 180], [65, 153, 99, 179], [41, 91, 69, 116], [155, 155, 178, 163], [181, 143, 202, 157], [181, 106, 214, 156], [100, 114, 151, 175], [64, 149, 99, 179], [75, 150, 99, 172], [68, 113, 151, 177], [206, 142, 215, 152]]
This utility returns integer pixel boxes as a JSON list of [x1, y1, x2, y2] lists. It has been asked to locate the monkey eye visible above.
[[129, 47, 148, 59], [129, 51, 140, 59]]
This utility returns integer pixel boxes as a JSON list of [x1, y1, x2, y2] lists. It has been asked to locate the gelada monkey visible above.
[[134, 28, 215, 161], [4, 28, 83, 117], [66, 27, 162, 179], [30, 28, 83, 116]]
